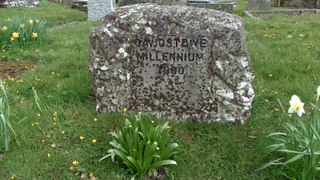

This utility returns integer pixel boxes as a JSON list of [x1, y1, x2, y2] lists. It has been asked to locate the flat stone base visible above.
[[244, 9, 320, 19]]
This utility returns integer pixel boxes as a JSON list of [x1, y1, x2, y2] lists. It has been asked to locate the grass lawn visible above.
[[1, 0, 320, 179]]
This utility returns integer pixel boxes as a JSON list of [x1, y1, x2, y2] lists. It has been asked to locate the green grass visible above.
[[0, 1, 87, 27], [1, 0, 320, 179]]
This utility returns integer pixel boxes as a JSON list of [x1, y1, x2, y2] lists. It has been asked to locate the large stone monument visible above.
[[88, 0, 115, 21], [89, 4, 255, 123]]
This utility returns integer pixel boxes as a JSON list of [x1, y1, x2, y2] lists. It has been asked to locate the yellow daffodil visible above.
[[80, 136, 85, 140], [92, 139, 97, 144], [317, 86, 320, 101], [31, 32, 38, 39], [72, 160, 79, 166], [93, 118, 97, 122], [12, 32, 19, 39], [29, 19, 34, 25], [1, 26, 8, 32], [288, 95, 305, 117], [20, 23, 25, 28], [47, 153, 51, 159], [123, 108, 128, 113], [35, 19, 40, 24], [10, 37, 15, 42]]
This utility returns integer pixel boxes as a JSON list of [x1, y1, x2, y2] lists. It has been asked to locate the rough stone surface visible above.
[[89, 4, 255, 123], [0, 0, 39, 7], [248, 0, 270, 10], [88, 0, 114, 21]]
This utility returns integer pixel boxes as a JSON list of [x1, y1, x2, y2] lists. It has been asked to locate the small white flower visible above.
[[288, 95, 305, 117], [317, 86, 320, 101]]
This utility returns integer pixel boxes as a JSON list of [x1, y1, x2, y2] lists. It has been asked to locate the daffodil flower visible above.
[[20, 23, 25, 28], [317, 86, 320, 101], [12, 32, 19, 39], [31, 32, 38, 39], [72, 160, 79, 166], [29, 19, 33, 25], [1, 26, 8, 32], [288, 95, 305, 117]]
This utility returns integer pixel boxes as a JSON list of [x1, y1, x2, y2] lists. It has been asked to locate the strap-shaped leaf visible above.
[[284, 152, 305, 164], [149, 160, 177, 169], [255, 158, 284, 171]]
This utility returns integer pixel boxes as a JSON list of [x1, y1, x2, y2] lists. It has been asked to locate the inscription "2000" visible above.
[[158, 64, 185, 75]]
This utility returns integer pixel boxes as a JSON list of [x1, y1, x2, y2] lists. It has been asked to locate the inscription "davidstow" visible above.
[[135, 35, 207, 62]]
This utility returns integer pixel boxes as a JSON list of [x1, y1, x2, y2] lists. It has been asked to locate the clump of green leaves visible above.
[[258, 92, 320, 179], [0, 79, 17, 152], [0, 15, 47, 49], [100, 113, 179, 178]]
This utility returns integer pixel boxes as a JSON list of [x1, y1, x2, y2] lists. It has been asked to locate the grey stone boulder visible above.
[[89, 3, 255, 123]]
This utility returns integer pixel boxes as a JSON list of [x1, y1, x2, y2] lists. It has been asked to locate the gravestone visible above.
[[0, 0, 39, 7], [88, 0, 115, 21], [89, 3, 255, 123], [248, 0, 270, 10]]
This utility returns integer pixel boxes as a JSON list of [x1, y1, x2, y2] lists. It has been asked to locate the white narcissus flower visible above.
[[288, 95, 305, 117], [317, 86, 320, 101]]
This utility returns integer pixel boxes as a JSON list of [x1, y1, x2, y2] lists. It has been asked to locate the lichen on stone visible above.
[[89, 3, 255, 123]]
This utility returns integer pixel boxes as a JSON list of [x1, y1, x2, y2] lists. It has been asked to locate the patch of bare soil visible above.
[[0, 60, 36, 79]]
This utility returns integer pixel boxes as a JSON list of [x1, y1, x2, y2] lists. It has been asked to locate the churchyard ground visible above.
[[1, 0, 320, 179]]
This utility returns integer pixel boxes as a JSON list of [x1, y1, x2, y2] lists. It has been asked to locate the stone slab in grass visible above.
[[244, 9, 320, 19], [89, 3, 255, 123]]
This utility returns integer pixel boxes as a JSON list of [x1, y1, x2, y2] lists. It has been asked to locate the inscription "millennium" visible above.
[[135, 35, 207, 62]]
